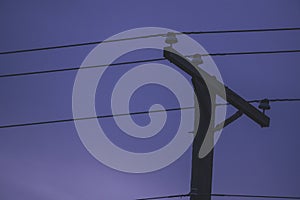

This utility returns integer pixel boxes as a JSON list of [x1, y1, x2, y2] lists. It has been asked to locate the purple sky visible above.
[[0, 1, 300, 200]]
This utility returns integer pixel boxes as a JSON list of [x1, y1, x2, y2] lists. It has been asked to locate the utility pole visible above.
[[190, 78, 215, 200], [164, 46, 270, 200]]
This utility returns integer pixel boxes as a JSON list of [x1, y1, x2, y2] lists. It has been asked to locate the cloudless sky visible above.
[[0, 1, 300, 200]]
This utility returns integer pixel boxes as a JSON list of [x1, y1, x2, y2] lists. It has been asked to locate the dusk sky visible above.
[[0, 1, 300, 200]]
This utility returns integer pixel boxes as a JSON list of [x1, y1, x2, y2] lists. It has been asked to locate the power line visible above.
[[0, 34, 165, 55], [136, 193, 189, 200], [136, 193, 300, 200], [212, 193, 300, 199], [1, 49, 300, 79], [216, 98, 300, 106], [0, 27, 299, 55], [264, 98, 300, 103], [206, 49, 300, 56], [0, 98, 299, 129], [0, 58, 166, 78], [0, 106, 192, 129], [182, 27, 300, 35]]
